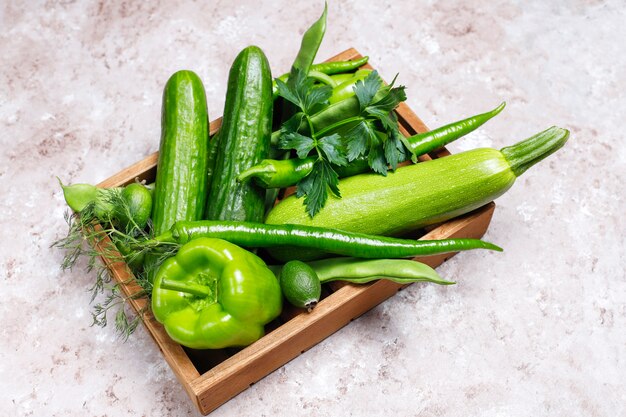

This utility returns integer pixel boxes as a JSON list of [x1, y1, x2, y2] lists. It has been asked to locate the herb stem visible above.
[[305, 114, 317, 140]]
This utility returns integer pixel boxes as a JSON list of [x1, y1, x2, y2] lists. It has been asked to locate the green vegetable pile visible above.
[[53, 5, 569, 350]]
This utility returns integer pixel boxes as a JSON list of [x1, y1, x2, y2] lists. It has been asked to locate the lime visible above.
[[279, 260, 321, 311]]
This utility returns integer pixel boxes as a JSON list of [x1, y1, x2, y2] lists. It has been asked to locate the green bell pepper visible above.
[[151, 237, 283, 349]]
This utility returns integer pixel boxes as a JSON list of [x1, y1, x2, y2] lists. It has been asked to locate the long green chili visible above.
[[142, 220, 502, 261], [306, 56, 369, 75]]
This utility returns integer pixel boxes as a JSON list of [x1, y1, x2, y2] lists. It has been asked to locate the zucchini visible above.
[[265, 126, 569, 261], [152, 70, 209, 237], [206, 46, 273, 222]]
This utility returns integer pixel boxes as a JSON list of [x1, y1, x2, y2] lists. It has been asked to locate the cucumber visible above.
[[206, 46, 273, 222], [152, 70, 209, 237], [265, 126, 569, 261]]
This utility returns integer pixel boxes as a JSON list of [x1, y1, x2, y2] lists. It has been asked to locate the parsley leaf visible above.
[[274, 78, 304, 110], [350, 71, 413, 173], [344, 120, 377, 161], [365, 87, 407, 130], [318, 133, 347, 166], [296, 159, 340, 217], [276, 68, 332, 115], [366, 130, 388, 175], [354, 70, 382, 111], [304, 84, 333, 114], [279, 132, 315, 158], [281, 112, 306, 135], [385, 129, 409, 171], [276, 67, 411, 217]]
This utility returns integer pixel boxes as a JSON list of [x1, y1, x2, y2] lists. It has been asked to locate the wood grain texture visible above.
[[92, 48, 496, 415]]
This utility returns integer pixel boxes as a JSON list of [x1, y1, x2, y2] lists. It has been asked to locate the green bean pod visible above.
[[302, 257, 454, 285], [278, 3, 327, 122], [290, 3, 327, 72], [147, 220, 502, 262]]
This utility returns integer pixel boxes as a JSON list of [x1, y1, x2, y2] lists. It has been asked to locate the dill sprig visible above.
[[52, 185, 165, 340]]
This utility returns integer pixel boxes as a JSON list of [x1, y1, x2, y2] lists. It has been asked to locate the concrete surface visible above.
[[1, 1, 624, 416]]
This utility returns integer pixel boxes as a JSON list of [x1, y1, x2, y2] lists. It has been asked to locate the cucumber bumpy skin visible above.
[[205, 46, 273, 222], [151, 70, 209, 237]]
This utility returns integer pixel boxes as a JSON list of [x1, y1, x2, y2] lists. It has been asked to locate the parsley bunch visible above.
[[275, 69, 412, 217]]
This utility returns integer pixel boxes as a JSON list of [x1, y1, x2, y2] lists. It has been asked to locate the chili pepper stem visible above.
[[237, 162, 275, 183], [159, 278, 212, 297]]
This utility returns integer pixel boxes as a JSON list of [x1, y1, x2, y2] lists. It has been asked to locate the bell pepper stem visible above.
[[160, 278, 212, 297]]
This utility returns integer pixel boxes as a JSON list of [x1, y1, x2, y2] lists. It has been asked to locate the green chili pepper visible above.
[[328, 73, 359, 85], [246, 102, 506, 188], [145, 220, 502, 262], [410, 102, 506, 155], [238, 157, 315, 188], [151, 238, 282, 349], [307, 56, 369, 75]]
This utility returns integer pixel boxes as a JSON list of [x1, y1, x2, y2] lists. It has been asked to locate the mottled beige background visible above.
[[1, 1, 624, 416]]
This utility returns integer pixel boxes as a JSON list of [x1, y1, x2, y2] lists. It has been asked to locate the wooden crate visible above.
[[95, 48, 496, 415]]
